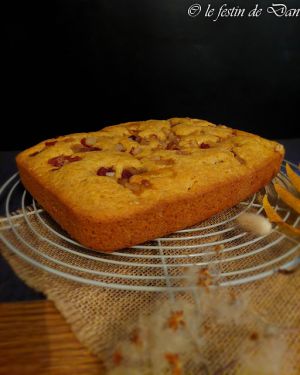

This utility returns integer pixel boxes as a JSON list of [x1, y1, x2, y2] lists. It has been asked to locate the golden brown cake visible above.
[[16, 118, 284, 252]]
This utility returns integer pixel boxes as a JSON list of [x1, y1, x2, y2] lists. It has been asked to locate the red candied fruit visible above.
[[121, 167, 145, 180], [48, 155, 82, 167], [45, 140, 57, 146], [128, 135, 142, 143], [80, 138, 101, 151], [97, 167, 114, 176], [121, 169, 134, 179], [80, 138, 89, 147], [200, 143, 210, 149]]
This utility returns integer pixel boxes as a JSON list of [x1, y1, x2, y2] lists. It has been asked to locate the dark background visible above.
[[3, 0, 300, 150]]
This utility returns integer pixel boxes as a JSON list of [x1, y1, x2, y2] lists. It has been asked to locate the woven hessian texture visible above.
[[1, 210, 299, 374]]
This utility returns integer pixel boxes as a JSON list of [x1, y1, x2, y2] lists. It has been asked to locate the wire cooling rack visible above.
[[0, 161, 299, 292]]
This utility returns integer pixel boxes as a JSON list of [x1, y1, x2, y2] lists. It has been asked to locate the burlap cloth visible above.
[[1, 212, 300, 374]]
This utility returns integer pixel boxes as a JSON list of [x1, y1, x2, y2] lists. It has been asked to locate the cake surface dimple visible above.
[[16, 118, 284, 252]]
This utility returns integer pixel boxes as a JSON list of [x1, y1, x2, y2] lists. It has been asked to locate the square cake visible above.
[[16, 118, 284, 252]]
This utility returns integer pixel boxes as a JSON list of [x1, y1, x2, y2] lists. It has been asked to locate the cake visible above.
[[16, 118, 284, 252]]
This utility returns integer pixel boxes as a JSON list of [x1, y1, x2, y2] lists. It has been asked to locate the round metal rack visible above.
[[0, 161, 299, 292]]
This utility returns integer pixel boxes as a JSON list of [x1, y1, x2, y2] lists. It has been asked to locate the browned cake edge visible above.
[[16, 153, 283, 252]]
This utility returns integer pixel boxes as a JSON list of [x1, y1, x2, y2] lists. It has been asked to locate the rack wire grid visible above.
[[0, 160, 299, 293]]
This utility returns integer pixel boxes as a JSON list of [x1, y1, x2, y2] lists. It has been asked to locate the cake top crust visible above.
[[17, 118, 284, 219]]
